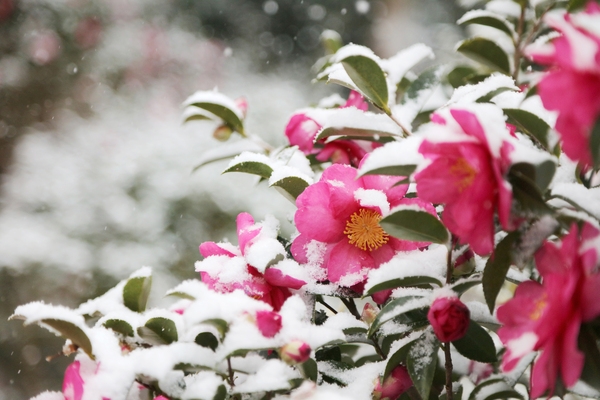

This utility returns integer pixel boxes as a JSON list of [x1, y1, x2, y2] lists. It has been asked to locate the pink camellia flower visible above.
[[197, 213, 306, 311], [280, 340, 311, 365], [255, 310, 282, 338], [29, 31, 61, 65], [497, 222, 600, 398], [74, 17, 103, 49], [154, 396, 169, 400], [414, 104, 516, 255], [62, 360, 111, 400], [285, 91, 377, 167], [526, 3, 600, 167], [427, 296, 470, 342], [291, 163, 435, 294], [373, 365, 412, 400]]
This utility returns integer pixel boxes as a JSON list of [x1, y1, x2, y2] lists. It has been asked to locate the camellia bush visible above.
[[11, 0, 600, 399]]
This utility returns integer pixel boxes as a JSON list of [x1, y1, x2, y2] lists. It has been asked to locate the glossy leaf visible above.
[[41, 319, 94, 359], [315, 127, 399, 142], [450, 275, 482, 296], [380, 209, 449, 244], [446, 66, 479, 88], [503, 108, 551, 151], [203, 318, 229, 340], [476, 87, 516, 103], [368, 296, 425, 337], [578, 324, 600, 392], [270, 176, 310, 200], [458, 12, 515, 38], [188, 102, 245, 135], [137, 317, 178, 345], [407, 332, 439, 400], [103, 319, 134, 337], [213, 385, 227, 400], [468, 378, 524, 400], [402, 66, 443, 107], [195, 332, 219, 351], [364, 276, 442, 296], [299, 358, 318, 382], [359, 164, 416, 177], [452, 320, 497, 363], [341, 56, 390, 113], [223, 161, 273, 179], [590, 116, 600, 171], [483, 231, 520, 313], [123, 275, 152, 313], [384, 334, 421, 380], [457, 38, 511, 75], [508, 165, 553, 216]]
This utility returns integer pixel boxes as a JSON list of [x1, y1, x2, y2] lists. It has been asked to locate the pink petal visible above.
[[63, 361, 84, 400], [450, 108, 488, 146], [264, 267, 306, 290], [199, 242, 236, 258], [327, 241, 373, 284], [237, 213, 260, 255]]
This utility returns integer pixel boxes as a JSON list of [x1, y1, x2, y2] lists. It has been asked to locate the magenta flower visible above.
[[291, 163, 434, 291], [373, 365, 412, 400], [427, 296, 470, 342], [197, 213, 306, 311], [285, 91, 376, 167], [280, 340, 312, 365], [527, 3, 600, 166], [63, 361, 85, 400], [414, 105, 516, 255], [255, 310, 283, 338], [497, 223, 600, 398]]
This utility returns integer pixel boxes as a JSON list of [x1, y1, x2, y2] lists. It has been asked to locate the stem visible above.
[[389, 112, 412, 138], [227, 357, 236, 388], [247, 133, 275, 153], [340, 297, 361, 320], [444, 342, 454, 400], [446, 244, 453, 285], [317, 297, 338, 315], [371, 337, 387, 360], [512, 3, 527, 82]]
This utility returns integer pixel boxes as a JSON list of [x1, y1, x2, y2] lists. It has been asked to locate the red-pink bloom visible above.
[[63, 361, 85, 400], [427, 296, 470, 342], [255, 310, 282, 338], [414, 105, 516, 255], [197, 213, 306, 311], [74, 17, 103, 49], [291, 163, 435, 292], [153, 396, 169, 400], [497, 223, 600, 398], [527, 3, 600, 166], [280, 340, 311, 364], [29, 31, 61, 65], [285, 91, 377, 167], [373, 365, 412, 400]]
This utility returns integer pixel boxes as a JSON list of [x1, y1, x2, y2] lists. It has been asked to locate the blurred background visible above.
[[0, 0, 465, 398]]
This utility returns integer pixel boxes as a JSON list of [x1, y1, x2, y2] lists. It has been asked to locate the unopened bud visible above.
[[361, 303, 378, 325], [373, 365, 412, 400], [428, 296, 470, 342], [213, 125, 233, 141], [234, 97, 248, 118], [280, 340, 311, 365]]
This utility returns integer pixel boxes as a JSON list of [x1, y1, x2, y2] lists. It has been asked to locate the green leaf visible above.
[[451, 275, 482, 296], [468, 378, 524, 400], [103, 319, 134, 337], [137, 317, 178, 345], [578, 324, 600, 392], [188, 102, 245, 136], [452, 320, 497, 363], [407, 332, 439, 400], [402, 66, 443, 107], [270, 176, 309, 200], [341, 56, 390, 113], [508, 165, 554, 216], [213, 384, 227, 400], [316, 346, 342, 362], [184, 113, 212, 123], [315, 127, 400, 142], [510, 161, 556, 194], [384, 335, 421, 380], [590, 116, 600, 171], [359, 164, 417, 177], [365, 276, 442, 296], [223, 161, 273, 179], [368, 296, 426, 337], [195, 332, 219, 351], [503, 108, 552, 151], [203, 318, 229, 340], [123, 275, 152, 313], [476, 87, 516, 103], [483, 231, 520, 313], [457, 38, 511, 75], [380, 209, 449, 244], [568, 0, 590, 11], [459, 13, 515, 38], [299, 358, 318, 382], [446, 66, 479, 88], [39, 319, 94, 359]]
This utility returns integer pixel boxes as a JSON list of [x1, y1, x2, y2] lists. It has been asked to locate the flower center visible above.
[[529, 294, 547, 321], [450, 157, 477, 193], [344, 209, 389, 251]]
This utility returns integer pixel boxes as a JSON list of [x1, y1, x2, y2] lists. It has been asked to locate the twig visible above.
[[444, 342, 454, 400], [317, 297, 338, 314], [389, 112, 412, 138], [340, 297, 361, 320], [513, 3, 527, 82]]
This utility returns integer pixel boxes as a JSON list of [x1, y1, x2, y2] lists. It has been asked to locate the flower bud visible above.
[[234, 97, 248, 118], [361, 302, 378, 325], [255, 310, 282, 338], [213, 125, 233, 142], [373, 365, 412, 400], [427, 296, 470, 342], [280, 340, 311, 365]]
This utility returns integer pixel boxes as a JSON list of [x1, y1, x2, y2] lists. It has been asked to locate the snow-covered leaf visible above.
[[458, 10, 517, 39], [223, 161, 273, 179], [368, 296, 429, 337], [504, 108, 552, 151], [123, 272, 152, 313], [468, 378, 523, 400], [365, 276, 442, 297], [407, 330, 439, 400], [195, 332, 219, 351], [457, 38, 511, 75], [183, 91, 245, 135], [341, 56, 390, 113], [269, 176, 310, 200], [103, 319, 134, 337], [138, 317, 178, 345]]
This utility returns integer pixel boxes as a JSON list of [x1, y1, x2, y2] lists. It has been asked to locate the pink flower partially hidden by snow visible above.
[[280, 340, 311, 364], [527, 3, 600, 166], [197, 213, 306, 311], [373, 365, 412, 400], [62, 360, 110, 400], [255, 310, 282, 338], [414, 104, 516, 255], [285, 91, 377, 167], [427, 296, 470, 342], [291, 163, 435, 294], [497, 222, 600, 398]]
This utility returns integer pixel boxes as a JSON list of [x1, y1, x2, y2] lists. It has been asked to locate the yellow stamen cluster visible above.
[[530, 294, 547, 321], [344, 209, 389, 251], [450, 157, 477, 193]]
